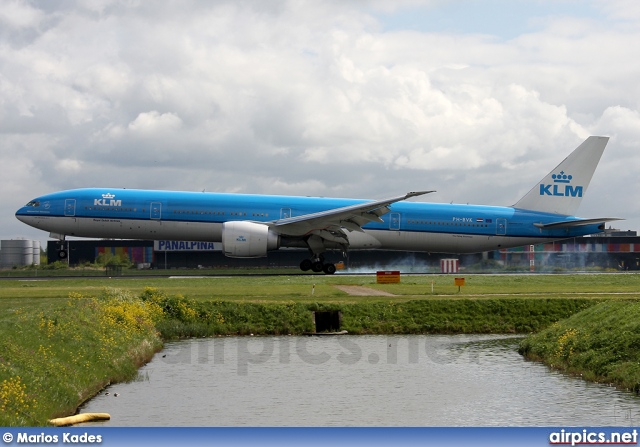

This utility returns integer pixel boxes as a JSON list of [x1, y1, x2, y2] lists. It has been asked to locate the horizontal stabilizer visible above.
[[533, 217, 623, 229]]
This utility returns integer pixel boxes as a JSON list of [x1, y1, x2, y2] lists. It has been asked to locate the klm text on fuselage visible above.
[[94, 199, 122, 206]]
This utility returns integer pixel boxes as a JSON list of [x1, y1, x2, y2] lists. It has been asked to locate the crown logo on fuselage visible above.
[[95, 192, 122, 206], [540, 171, 583, 198]]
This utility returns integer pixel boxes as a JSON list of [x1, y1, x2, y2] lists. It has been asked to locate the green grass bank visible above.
[[2, 273, 639, 426], [0, 289, 163, 426], [519, 299, 640, 393], [1, 284, 600, 426], [154, 294, 597, 338]]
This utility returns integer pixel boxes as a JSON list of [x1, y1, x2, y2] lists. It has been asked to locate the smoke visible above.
[[337, 253, 442, 274]]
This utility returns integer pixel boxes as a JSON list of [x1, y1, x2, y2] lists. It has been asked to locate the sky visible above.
[[2, 0, 640, 245]]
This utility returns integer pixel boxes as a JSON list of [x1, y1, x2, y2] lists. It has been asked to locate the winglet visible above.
[[406, 190, 436, 199]]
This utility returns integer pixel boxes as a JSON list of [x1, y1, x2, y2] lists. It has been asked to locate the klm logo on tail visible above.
[[539, 171, 583, 198]]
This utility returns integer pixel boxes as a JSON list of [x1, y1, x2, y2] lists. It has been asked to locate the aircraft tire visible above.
[[311, 261, 324, 273], [323, 263, 336, 275], [58, 250, 67, 259], [300, 259, 312, 271]]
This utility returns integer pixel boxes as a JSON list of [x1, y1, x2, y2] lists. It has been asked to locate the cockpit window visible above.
[[26, 200, 40, 207]]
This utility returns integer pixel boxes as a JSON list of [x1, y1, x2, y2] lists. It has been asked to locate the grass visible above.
[[0, 289, 162, 426], [1, 271, 639, 425], [2, 272, 639, 303], [0, 266, 306, 278], [519, 299, 640, 392]]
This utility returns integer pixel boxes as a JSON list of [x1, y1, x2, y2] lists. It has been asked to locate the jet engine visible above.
[[221, 221, 280, 258]]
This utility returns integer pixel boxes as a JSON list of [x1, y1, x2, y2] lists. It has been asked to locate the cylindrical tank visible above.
[[32, 240, 41, 266], [22, 239, 33, 266], [0, 240, 36, 268], [1, 240, 25, 268]]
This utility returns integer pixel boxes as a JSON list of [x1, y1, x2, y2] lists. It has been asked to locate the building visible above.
[[499, 231, 640, 271], [43, 230, 640, 271]]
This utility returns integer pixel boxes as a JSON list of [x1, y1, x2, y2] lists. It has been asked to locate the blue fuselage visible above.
[[16, 188, 603, 254]]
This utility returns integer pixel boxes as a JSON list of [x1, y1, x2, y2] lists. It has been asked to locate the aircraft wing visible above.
[[533, 217, 623, 229], [269, 191, 434, 240]]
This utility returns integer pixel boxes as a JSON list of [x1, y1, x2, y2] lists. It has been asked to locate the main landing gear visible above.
[[299, 256, 337, 275]]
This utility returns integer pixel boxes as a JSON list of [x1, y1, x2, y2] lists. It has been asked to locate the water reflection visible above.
[[81, 335, 640, 426]]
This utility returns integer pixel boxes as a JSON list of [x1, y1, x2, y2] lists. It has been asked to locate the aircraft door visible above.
[[389, 213, 401, 230], [496, 218, 507, 235], [150, 202, 162, 220], [64, 199, 76, 217], [280, 208, 292, 219]]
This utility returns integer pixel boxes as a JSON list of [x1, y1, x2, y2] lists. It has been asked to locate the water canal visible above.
[[81, 335, 640, 426]]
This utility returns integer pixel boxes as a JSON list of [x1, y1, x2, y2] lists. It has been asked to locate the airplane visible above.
[[16, 136, 620, 274]]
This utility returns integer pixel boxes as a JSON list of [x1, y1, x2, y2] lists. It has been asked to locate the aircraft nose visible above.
[[16, 199, 42, 223], [15, 207, 29, 223]]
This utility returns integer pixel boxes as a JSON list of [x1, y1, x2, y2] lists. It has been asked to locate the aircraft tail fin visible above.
[[513, 136, 609, 215]]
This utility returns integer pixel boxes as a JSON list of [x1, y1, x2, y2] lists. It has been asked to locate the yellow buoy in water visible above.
[[49, 413, 111, 427]]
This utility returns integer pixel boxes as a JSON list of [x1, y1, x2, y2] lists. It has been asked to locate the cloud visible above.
[[0, 0, 45, 30], [55, 158, 83, 173], [127, 111, 183, 136]]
